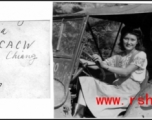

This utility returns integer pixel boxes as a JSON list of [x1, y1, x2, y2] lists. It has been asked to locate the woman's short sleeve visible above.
[[130, 51, 147, 82], [130, 51, 147, 69]]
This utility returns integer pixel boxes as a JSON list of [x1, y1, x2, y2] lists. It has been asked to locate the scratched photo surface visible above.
[[0, 21, 50, 98], [53, 17, 85, 117]]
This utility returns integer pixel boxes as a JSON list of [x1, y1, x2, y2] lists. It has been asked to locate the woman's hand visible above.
[[92, 54, 104, 68], [80, 59, 95, 65], [79, 59, 87, 64], [79, 58, 99, 70]]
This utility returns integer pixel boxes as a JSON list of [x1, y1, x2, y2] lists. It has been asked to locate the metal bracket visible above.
[[56, 18, 64, 51]]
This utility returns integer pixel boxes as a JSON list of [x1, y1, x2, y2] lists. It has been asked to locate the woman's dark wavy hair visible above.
[[119, 25, 145, 51]]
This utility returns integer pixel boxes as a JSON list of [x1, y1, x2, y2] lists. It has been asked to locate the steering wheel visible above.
[[72, 51, 106, 82], [84, 51, 106, 81]]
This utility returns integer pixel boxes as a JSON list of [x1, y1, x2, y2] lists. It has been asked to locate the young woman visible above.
[[73, 25, 148, 118]]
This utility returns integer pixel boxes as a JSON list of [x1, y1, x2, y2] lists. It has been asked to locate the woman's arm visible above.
[[102, 64, 138, 77], [80, 59, 99, 70], [92, 54, 139, 77], [101, 52, 147, 77], [80, 53, 116, 70]]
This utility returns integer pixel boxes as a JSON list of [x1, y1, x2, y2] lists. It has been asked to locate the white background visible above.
[[0, 1, 53, 119]]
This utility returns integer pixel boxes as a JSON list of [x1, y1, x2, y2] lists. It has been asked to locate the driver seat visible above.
[[140, 70, 149, 90], [119, 70, 149, 117]]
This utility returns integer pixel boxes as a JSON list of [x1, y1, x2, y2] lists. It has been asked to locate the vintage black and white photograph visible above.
[[53, 2, 152, 118]]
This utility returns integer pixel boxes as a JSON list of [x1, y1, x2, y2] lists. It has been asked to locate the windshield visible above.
[[53, 18, 84, 58], [81, 18, 122, 60]]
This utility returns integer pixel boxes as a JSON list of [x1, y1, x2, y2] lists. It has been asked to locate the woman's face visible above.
[[123, 33, 138, 52]]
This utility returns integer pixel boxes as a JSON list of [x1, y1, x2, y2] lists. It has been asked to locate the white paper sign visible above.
[[0, 21, 50, 98]]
